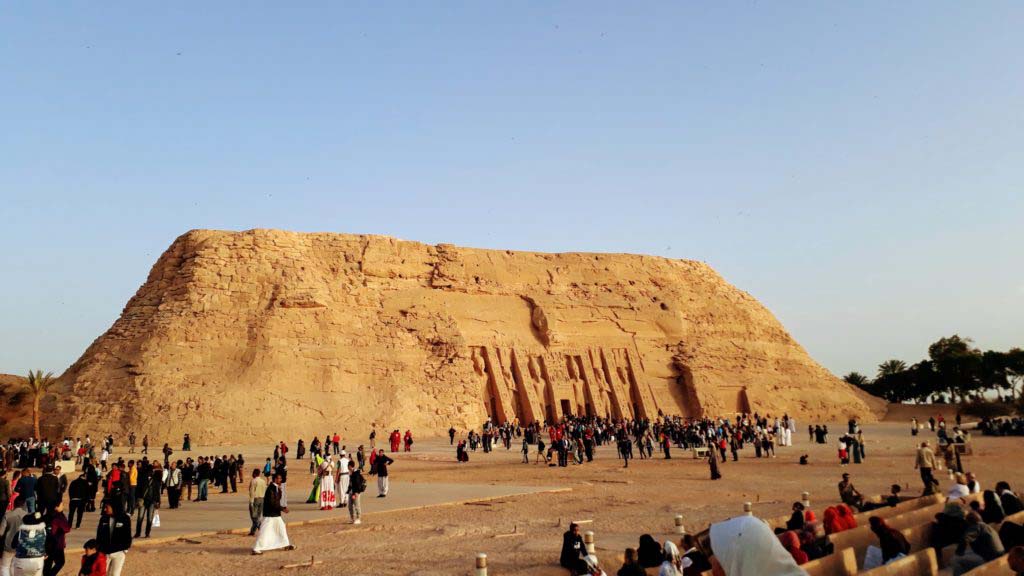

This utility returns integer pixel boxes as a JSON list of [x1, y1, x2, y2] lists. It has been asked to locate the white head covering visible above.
[[659, 541, 682, 576], [710, 515, 807, 576]]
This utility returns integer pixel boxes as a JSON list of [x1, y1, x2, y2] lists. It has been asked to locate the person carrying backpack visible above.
[[12, 511, 47, 576], [346, 460, 365, 525]]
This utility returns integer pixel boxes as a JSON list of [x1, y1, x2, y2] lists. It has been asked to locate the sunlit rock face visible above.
[[54, 229, 882, 442]]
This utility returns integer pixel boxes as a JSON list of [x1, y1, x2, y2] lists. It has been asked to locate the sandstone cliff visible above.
[[0, 374, 31, 437], [53, 229, 883, 443]]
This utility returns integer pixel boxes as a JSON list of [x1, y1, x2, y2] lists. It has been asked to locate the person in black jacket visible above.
[[616, 548, 645, 576], [67, 474, 89, 529], [252, 474, 293, 555], [998, 482, 1024, 515], [134, 467, 162, 538], [34, 465, 61, 517], [96, 501, 132, 576], [560, 522, 587, 574], [680, 533, 712, 575], [786, 502, 806, 531], [375, 454, 394, 497]]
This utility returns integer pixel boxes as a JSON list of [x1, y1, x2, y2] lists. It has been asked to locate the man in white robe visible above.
[[338, 451, 351, 506], [252, 474, 294, 555]]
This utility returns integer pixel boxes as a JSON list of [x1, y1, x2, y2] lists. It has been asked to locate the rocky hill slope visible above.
[[52, 229, 883, 442], [1, 374, 31, 438]]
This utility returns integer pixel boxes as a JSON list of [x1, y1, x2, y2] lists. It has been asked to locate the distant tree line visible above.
[[842, 335, 1024, 404]]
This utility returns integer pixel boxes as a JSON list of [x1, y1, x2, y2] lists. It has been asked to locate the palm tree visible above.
[[877, 359, 908, 379], [843, 372, 870, 389], [25, 370, 55, 438]]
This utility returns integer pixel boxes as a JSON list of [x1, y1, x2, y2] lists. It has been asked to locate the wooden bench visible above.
[[1000, 509, 1024, 527], [830, 501, 948, 566], [961, 555, 1012, 575], [852, 494, 945, 527], [692, 446, 709, 459], [803, 546, 857, 576], [860, 547, 939, 576], [902, 522, 936, 555]]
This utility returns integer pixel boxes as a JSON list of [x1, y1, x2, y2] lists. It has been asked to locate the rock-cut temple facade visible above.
[[52, 229, 882, 442]]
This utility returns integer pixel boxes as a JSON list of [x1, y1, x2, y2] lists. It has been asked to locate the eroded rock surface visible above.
[[53, 229, 882, 442]]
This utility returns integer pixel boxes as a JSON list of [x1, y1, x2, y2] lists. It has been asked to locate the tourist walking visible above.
[[134, 464, 161, 538], [11, 512, 47, 576], [915, 441, 938, 495], [96, 501, 132, 576], [1, 496, 28, 576], [709, 448, 722, 480], [77, 539, 106, 576], [67, 474, 88, 529], [375, 453, 394, 497], [248, 469, 266, 536], [42, 503, 71, 576], [252, 474, 293, 555], [346, 461, 365, 524]]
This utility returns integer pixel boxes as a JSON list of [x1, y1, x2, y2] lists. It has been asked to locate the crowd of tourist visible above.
[[553, 471, 1024, 576], [978, 416, 1024, 436], [3, 408, 1024, 576], [453, 412, 804, 481]]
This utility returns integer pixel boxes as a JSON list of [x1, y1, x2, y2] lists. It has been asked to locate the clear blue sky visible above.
[[2, 2, 1022, 380]]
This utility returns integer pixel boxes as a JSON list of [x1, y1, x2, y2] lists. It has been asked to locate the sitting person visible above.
[[948, 473, 971, 500], [785, 502, 805, 531], [582, 554, 608, 576], [616, 548, 645, 576], [836, 504, 858, 530], [998, 482, 1024, 515], [869, 516, 910, 564], [823, 506, 845, 535], [1008, 546, 1024, 576], [951, 512, 1006, 576], [659, 541, 683, 576], [966, 472, 981, 495], [560, 523, 588, 575], [1000, 521, 1024, 550], [680, 533, 711, 576], [886, 484, 903, 506], [932, 501, 969, 551], [799, 524, 832, 561], [778, 531, 808, 565], [982, 490, 1006, 524], [708, 514, 806, 576], [861, 484, 904, 511], [638, 534, 663, 568], [838, 473, 864, 510]]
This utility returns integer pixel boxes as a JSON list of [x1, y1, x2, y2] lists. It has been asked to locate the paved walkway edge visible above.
[[63, 486, 572, 555]]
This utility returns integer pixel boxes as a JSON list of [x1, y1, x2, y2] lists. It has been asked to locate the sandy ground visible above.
[[41, 418, 1017, 576]]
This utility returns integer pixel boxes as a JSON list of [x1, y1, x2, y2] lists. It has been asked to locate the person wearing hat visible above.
[[11, 510, 47, 576], [337, 450, 351, 507]]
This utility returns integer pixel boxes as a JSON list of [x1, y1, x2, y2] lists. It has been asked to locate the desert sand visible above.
[[64, 416, 1022, 576]]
